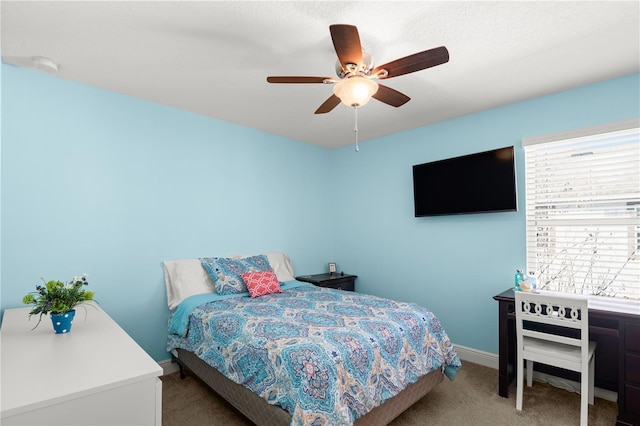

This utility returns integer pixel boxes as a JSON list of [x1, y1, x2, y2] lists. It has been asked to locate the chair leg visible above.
[[588, 356, 595, 405], [580, 375, 588, 426], [516, 355, 524, 411], [526, 360, 533, 387]]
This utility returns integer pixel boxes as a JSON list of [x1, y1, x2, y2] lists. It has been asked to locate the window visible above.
[[523, 119, 640, 301]]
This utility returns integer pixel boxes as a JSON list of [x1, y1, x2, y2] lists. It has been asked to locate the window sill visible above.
[[587, 296, 640, 316]]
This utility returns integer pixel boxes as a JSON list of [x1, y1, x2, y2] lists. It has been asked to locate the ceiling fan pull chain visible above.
[[354, 107, 360, 152]]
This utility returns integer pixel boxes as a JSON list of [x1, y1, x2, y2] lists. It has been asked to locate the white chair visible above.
[[515, 291, 597, 426]]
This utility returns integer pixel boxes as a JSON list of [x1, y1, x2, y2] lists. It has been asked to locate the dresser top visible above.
[[1, 302, 162, 418]]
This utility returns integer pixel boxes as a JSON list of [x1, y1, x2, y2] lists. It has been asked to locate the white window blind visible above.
[[523, 120, 640, 301]]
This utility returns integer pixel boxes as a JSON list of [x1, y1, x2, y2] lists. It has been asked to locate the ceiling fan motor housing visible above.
[[335, 52, 374, 79]]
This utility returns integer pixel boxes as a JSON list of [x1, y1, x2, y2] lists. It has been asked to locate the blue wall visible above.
[[2, 63, 638, 361], [329, 73, 640, 353], [0, 65, 333, 360]]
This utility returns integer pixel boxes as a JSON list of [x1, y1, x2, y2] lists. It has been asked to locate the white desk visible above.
[[1, 302, 162, 425]]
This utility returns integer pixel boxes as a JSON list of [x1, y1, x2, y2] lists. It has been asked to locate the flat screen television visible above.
[[413, 146, 517, 217]]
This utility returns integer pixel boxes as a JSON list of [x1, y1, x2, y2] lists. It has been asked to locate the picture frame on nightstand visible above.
[[328, 262, 337, 275]]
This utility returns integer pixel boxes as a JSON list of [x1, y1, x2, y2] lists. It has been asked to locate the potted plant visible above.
[[22, 274, 95, 333]]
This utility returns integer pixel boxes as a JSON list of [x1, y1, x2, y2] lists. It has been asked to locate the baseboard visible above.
[[159, 358, 180, 376], [454, 344, 499, 369], [453, 344, 617, 402]]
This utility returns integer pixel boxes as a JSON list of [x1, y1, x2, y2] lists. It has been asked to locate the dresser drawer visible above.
[[626, 322, 640, 352]]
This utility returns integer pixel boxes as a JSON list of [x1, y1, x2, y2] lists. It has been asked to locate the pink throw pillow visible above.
[[241, 270, 282, 298]]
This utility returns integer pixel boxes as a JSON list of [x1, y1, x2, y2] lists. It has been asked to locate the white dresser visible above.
[[1, 302, 162, 425]]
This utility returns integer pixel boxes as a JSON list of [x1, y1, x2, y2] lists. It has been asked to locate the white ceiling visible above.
[[2, 1, 639, 149]]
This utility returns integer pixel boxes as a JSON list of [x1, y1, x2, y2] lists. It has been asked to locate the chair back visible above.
[[515, 291, 590, 364]]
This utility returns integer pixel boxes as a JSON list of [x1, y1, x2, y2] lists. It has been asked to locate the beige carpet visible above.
[[161, 361, 618, 425]]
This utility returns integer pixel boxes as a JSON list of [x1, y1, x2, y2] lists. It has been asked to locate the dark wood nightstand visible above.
[[295, 273, 357, 291]]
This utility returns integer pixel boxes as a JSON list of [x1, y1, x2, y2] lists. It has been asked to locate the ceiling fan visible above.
[[266, 24, 449, 114]]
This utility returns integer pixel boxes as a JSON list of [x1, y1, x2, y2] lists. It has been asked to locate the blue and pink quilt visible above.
[[167, 283, 461, 425]]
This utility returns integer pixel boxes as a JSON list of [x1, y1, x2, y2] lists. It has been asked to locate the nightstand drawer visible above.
[[320, 279, 354, 291], [296, 273, 357, 292]]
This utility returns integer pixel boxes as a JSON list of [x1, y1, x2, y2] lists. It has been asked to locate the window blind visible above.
[[523, 121, 640, 301]]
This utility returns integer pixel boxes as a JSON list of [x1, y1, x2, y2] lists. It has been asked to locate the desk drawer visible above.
[[626, 352, 640, 383], [626, 322, 640, 352], [625, 384, 640, 416]]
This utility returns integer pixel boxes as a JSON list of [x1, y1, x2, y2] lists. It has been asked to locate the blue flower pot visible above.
[[50, 310, 75, 334]]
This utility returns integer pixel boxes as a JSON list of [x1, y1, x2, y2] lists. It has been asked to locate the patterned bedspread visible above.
[[167, 284, 461, 425]]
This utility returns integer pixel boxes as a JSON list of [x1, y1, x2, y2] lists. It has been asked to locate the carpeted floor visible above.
[[161, 361, 618, 425]]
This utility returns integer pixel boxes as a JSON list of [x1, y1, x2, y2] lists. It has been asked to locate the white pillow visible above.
[[162, 252, 295, 309], [163, 258, 215, 310], [264, 251, 295, 282]]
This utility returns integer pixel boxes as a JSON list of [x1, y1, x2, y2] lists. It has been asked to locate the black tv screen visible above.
[[413, 146, 517, 217]]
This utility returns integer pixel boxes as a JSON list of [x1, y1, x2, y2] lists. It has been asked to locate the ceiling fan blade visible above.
[[315, 95, 342, 114], [330, 24, 363, 71], [373, 46, 449, 79], [373, 84, 411, 107], [267, 76, 332, 84]]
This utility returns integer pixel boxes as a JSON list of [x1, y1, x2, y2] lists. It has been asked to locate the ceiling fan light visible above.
[[333, 76, 379, 108]]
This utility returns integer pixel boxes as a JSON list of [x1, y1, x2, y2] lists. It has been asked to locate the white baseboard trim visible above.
[[159, 358, 180, 376], [454, 344, 499, 369], [453, 344, 617, 402]]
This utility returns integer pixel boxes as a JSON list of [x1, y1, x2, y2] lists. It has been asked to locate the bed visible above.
[[164, 253, 461, 425]]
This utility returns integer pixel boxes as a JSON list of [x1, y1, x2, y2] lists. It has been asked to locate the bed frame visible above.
[[173, 348, 444, 426]]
